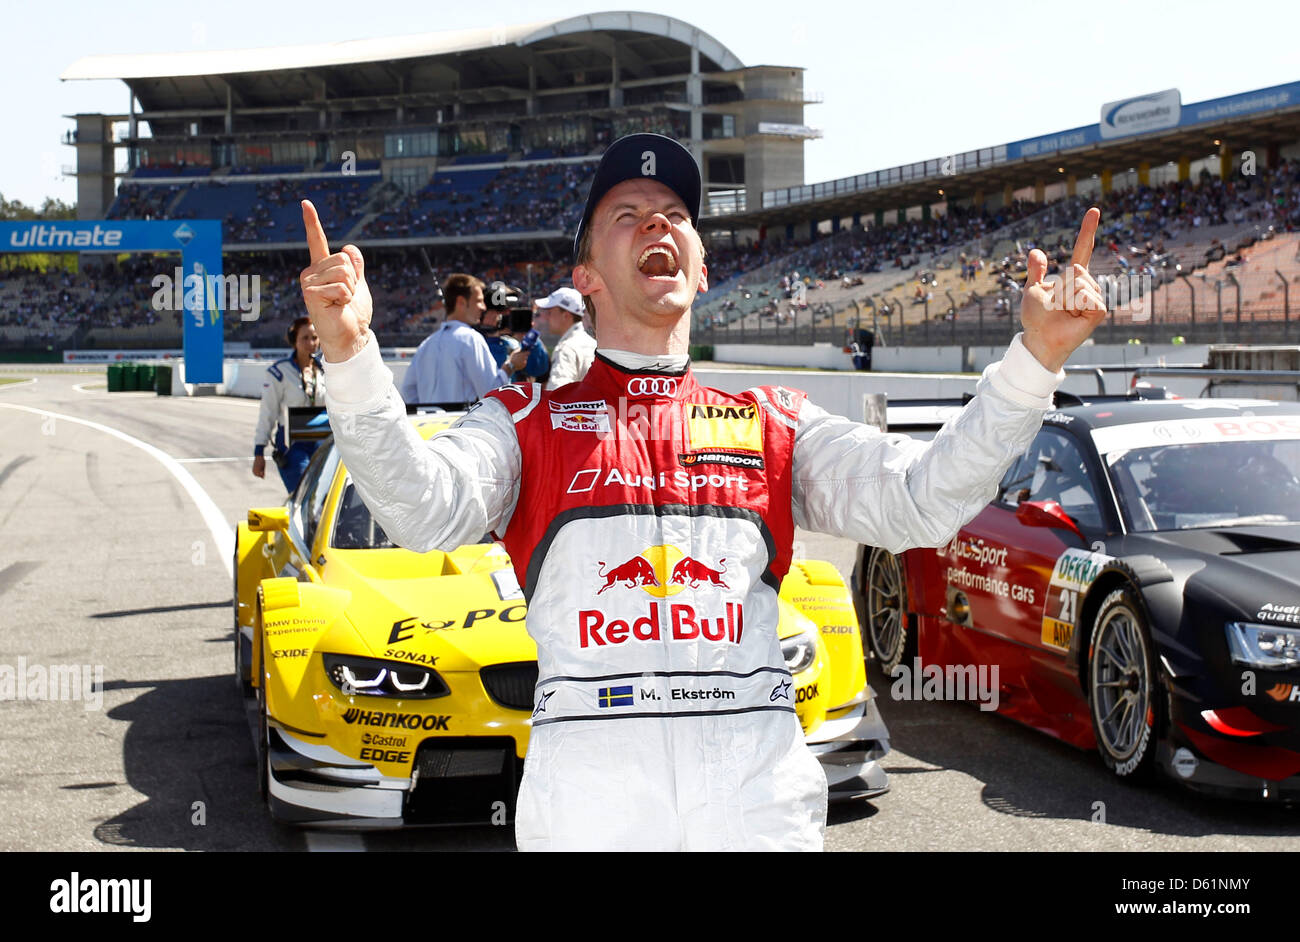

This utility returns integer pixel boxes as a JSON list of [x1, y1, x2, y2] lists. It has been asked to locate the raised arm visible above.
[[794, 208, 1107, 549], [299, 200, 520, 552], [792, 334, 1059, 550], [323, 335, 520, 552]]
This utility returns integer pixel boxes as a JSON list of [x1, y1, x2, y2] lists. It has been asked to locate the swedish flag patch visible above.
[[597, 685, 635, 708]]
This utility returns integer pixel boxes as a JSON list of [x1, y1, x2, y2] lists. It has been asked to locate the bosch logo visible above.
[[627, 377, 677, 397]]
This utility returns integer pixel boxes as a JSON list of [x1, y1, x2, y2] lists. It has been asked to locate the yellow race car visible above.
[[233, 412, 891, 827]]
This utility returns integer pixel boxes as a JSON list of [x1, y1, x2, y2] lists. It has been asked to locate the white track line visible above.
[[0, 403, 234, 578], [73, 381, 106, 394], [0, 378, 37, 391], [4, 395, 367, 852]]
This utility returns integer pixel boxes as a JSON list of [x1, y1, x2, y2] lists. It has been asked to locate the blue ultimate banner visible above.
[[0, 219, 224, 384]]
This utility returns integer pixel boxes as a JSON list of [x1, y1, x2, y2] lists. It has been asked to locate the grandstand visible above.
[[692, 83, 1300, 348], [5, 26, 1296, 356], [32, 13, 816, 350]]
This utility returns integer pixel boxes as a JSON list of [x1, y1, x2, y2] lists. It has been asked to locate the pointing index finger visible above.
[[1071, 207, 1100, 269], [302, 200, 330, 264]]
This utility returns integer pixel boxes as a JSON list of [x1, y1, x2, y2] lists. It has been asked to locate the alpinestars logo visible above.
[[533, 690, 555, 716], [771, 387, 797, 410]]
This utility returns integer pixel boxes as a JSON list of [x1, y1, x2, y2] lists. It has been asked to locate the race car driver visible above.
[[298, 133, 1108, 851]]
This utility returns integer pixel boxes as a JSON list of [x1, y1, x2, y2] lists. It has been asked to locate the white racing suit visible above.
[[254, 355, 325, 492], [323, 332, 1061, 850]]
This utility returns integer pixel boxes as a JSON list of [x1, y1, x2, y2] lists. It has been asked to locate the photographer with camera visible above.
[[506, 302, 550, 383]]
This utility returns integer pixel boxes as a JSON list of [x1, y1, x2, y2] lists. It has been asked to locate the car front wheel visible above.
[[863, 547, 912, 674], [1087, 586, 1159, 779]]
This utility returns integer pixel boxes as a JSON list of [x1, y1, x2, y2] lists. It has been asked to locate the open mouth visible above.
[[637, 244, 680, 278]]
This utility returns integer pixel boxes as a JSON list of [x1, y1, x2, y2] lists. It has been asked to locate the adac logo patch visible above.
[[685, 402, 762, 453]]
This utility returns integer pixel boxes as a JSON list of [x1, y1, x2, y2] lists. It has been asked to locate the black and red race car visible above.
[[852, 394, 1300, 799]]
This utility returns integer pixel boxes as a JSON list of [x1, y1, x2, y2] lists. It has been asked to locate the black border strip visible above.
[[267, 715, 327, 739], [532, 704, 796, 727], [538, 666, 791, 685], [594, 351, 690, 377]]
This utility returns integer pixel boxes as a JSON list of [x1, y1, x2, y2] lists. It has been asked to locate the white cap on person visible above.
[[535, 286, 585, 317]]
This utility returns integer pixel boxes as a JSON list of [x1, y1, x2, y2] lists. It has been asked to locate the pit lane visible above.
[[1, 367, 1295, 852]]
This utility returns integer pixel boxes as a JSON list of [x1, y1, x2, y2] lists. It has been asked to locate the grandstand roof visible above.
[[61, 13, 744, 111], [704, 84, 1300, 230]]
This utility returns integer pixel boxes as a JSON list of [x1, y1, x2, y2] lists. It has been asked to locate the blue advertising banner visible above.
[[1005, 81, 1300, 162], [1006, 125, 1099, 161], [0, 219, 224, 383], [1181, 81, 1300, 128]]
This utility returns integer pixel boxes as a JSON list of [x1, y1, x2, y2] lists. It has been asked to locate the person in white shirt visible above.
[[400, 273, 528, 405], [538, 286, 597, 390]]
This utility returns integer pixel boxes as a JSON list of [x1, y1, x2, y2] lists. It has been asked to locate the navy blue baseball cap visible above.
[[573, 133, 701, 261]]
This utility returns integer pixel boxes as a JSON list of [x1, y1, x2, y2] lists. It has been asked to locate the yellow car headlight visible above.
[[781, 629, 818, 675], [323, 654, 451, 700]]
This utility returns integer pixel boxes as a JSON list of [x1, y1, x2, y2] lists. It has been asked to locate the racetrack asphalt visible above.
[[0, 367, 1295, 853]]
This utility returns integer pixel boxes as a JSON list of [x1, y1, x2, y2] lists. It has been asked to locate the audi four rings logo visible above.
[[627, 377, 678, 397]]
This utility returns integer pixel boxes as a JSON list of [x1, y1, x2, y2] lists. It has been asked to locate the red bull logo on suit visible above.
[[584, 547, 741, 647]]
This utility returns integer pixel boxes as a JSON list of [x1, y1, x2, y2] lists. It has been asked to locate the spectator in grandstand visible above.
[[399, 272, 527, 405], [252, 315, 325, 493], [536, 286, 596, 389]]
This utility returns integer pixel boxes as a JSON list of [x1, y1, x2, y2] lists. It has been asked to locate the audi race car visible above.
[[854, 394, 1300, 800], [234, 412, 891, 827]]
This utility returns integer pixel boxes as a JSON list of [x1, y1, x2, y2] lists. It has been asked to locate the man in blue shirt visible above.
[[400, 273, 527, 406]]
